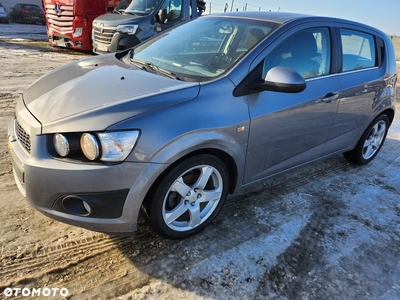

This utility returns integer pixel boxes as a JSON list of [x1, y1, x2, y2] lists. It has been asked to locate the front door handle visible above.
[[322, 92, 339, 103]]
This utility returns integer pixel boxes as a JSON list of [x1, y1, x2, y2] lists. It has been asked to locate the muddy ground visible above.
[[0, 24, 400, 300]]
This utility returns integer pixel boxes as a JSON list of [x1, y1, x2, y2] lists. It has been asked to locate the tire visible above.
[[144, 155, 229, 239], [343, 114, 389, 165]]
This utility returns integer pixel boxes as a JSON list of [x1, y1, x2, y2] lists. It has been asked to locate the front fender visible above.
[[121, 130, 247, 230], [123, 127, 245, 230], [152, 130, 246, 189]]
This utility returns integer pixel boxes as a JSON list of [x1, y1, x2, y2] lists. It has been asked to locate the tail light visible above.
[[21, 9, 29, 13]]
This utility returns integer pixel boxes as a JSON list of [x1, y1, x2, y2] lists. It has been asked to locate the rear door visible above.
[[244, 23, 340, 184], [324, 24, 386, 152]]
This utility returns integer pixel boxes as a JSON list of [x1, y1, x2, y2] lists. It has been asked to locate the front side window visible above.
[[341, 29, 376, 72], [157, 0, 182, 23], [263, 27, 331, 79]]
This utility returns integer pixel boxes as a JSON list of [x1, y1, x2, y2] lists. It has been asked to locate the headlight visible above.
[[80, 133, 100, 161], [55, 131, 139, 162], [53, 133, 70, 157], [116, 24, 139, 35], [72, 27, 83, 37], [98, 131, 139, 162], [79, 131, 139, 162], [53, 133, 80, 157]]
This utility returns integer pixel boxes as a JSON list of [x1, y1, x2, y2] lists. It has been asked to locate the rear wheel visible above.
[[145, 155, 229, 239], [343, 114, 389, 165]]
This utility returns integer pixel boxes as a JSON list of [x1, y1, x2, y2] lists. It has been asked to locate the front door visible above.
[[244, 26, 340, 184]]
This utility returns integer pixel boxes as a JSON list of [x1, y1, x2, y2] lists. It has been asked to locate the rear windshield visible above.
[[22, 5, 41, 10]]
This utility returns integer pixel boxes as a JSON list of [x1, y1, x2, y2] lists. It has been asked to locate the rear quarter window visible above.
[[340, 29, 377, 72]]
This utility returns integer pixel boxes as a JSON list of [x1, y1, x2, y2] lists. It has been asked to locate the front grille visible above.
[[93, 23, 116, 46], [16, 121, 31, 153], [45, 3, 74, 32]]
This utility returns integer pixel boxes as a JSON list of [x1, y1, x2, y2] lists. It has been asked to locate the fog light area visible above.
[[62, 196, 91, 216]]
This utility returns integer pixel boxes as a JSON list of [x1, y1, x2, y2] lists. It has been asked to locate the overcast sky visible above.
[[206, 0, 400, 36]]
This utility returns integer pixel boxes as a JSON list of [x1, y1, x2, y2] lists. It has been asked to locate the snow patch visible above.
[[185, 202, 312, 297]]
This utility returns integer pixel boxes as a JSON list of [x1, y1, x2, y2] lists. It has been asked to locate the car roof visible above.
[[204, 11, 383, 35], [18, 3, 41, 7], [210, 11, 313, 24]]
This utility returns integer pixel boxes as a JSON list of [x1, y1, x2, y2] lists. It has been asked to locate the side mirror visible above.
[[106, 7, 114, 13], [158, 9, 168, 24], [260, 66, 306, 93]]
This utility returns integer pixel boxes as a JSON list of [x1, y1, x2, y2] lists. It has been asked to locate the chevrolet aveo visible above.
[[8, 12, 397, 239]]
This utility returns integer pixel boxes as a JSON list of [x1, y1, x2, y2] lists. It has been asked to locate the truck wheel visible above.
[[343, 114, 389, 165], [145, 155, 229, 239]]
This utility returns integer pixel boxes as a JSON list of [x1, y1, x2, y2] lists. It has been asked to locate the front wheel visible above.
[[343, 114, 389, 165], [145, 155, 229, 239]]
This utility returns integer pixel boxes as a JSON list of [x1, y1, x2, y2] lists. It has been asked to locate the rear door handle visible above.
[[322, 92, 339, 103]]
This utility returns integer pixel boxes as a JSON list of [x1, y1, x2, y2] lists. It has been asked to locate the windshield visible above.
[[126, 16, 280, 81], [116, 0, 161, 15]]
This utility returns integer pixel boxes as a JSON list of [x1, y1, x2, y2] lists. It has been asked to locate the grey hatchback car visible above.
[[8, 12, 397, 239]]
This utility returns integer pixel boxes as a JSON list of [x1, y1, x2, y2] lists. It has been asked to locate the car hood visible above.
[[23, 54, 200, 134], [94, 12, 143, 26]]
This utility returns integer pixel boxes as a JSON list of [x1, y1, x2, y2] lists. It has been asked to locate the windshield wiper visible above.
[[130, 58, 155, 72], [113, 8, 121, 14], [146, 62, 183, 81], [130, 58, 183, 81]]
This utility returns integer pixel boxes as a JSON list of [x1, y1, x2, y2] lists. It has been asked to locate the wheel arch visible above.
[[343, 111, 391, 165], [381, 108, 395, 126], [143, 148, 239, 209]]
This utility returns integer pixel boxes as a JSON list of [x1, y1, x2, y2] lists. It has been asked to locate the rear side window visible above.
[[341, 29, 376, 72]]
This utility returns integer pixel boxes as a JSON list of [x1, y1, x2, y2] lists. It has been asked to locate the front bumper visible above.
[[25, 16, 45, 24], [7, 115, 157, 234], [49, 34, 92, 51]]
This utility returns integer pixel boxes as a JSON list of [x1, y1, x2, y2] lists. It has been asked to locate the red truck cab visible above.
[[44, 0, 120, 51]]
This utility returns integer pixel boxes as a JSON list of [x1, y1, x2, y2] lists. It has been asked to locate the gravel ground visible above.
[[0, 24, 400, 300]]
